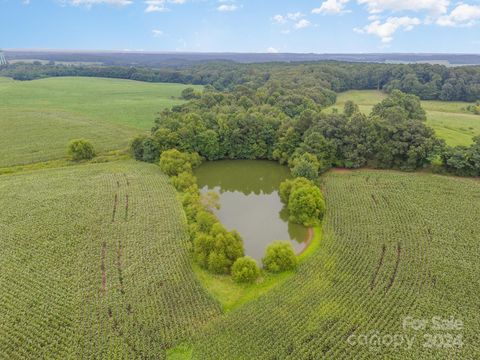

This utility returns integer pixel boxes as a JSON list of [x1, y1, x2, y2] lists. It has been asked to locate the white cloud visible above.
[[354, 16, 421, 42], [152, 29, 164, 37], [273, 14, 287, 24], [287, 12, 305, 21], [144, 0, 186, 13], [295, 19, 312, 29], [312, 0, 349, 15], [357, 0, 449, 15], [437, 4, 480, 27], [66, 0, 132, 6], [217, 4, 237, 12], [267, 47, 279, 53]]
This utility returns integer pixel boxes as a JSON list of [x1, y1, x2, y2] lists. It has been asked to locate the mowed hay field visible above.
[[188, 170, 480, 359], [0, 77, 201, 167], [328, 90, 480, 146], [0, 160, 220, 359]]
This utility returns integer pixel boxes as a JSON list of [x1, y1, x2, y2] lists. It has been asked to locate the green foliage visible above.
[[344, 100, 359, 117], [441, 136, 480, 176], [288, 184, 326, 227], [231, 257, 260, 283], [181, 87, 201, 100], [289, 152, 320, 180], [262, 241, 298, 273], [371, 89, 426, 121], [194, 222, 244, 274], [67, 139, 96, 161], [159, 149, 202, 176], [279, 177, 314, 204], [280, 177, 325, 226], [171, 171, 197, 192]]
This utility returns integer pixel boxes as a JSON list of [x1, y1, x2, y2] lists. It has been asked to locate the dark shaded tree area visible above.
[[132, 88, 443, 173], [2, 61, 479, 101]]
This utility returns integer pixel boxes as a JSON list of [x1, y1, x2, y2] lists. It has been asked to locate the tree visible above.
[[130, 135, 147, 161], [344, 100, 359, 117], [159, 149, 202, 176], [289, 152, 320, 181], [262, 241, 297, 273], [171, 171, 197, 192], [371, 90, 426, 121], [279, 177, 312, 204], [288, 183, 326, 226], [231, 257, 260, 283], [67, 139, 95, 161], [181, 87, 200, 100]]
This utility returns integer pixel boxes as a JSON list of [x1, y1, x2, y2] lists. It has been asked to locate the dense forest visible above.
[[2, 61, 480, 101]]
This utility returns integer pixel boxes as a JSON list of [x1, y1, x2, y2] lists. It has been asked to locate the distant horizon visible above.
[[4, 49, 480, 56], [2, 1, 480, 53]]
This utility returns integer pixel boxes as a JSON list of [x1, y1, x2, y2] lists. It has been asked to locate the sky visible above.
[[1, 0, 480, 53]]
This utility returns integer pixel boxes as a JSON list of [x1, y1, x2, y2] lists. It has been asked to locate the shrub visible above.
[[262, 241, 297, 273], [279, 177, 312, 204], [289, 152, 320, 181], [130, 135, 147, 160], [279, 177, 326, 226], [159, 149, 202, 176], [67, 139, 95, 161], [231, 257, 260, 283], [171, 171, 197, 192], [194, 222, 244, 274], [181, 87, 201, 100], [288, 185, 325, 226]]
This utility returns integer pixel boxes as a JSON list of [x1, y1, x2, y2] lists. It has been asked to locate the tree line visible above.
[[2, 61, 480, 101]]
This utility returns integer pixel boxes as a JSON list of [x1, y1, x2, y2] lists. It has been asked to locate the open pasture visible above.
[[0, 77, 200, 167], [328, 90, 480, 146], [0, 160, 220, 359]]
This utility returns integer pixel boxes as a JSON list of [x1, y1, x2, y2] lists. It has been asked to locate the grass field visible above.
[[0, 160, 220, 359], [327, 90, 480, 146], [1, 79, 479, 359], [187, 170, 480, 359], [0, 77, 200, 167]]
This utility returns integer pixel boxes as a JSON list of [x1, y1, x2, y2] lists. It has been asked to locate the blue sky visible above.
[[1, 0, 480, 53]]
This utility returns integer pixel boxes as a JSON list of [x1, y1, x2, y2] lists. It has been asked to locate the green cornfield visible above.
[[1, 162, 479, 359], [188, 170, 480, 359], [0, 160, 220, 359]]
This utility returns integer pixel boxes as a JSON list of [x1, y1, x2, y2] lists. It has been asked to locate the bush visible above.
[[67, 139, 95, 161], [171, 171, 197, 192], [279, 177, 313, 204], [262, 241, 297, 273], [159, 149, 202, 176], [288, 185, 325, 226], [279, 177, 326, 226], [231, 257, 260, 283], [194, 222, 244, 274], [289, 152, 320, 181]]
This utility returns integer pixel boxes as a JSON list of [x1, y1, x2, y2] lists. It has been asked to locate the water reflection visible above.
[[195, 160, 309, 261]]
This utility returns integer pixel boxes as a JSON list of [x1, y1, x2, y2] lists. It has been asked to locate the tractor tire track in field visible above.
[[107, 175, 141, 357], [370, 244, 386, 290], [112, 194, 118, 223], [101, 241, 107, 294], [385, 243, 402, 293]]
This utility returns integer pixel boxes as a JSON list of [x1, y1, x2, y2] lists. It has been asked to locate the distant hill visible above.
[[5, 50, 480, 67]]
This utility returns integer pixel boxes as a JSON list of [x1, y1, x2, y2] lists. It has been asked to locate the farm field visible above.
[[0, 160, 220, 359], [328, 90, 480, 146], [187, 170, 480, 359], [0, 77, 200, 167]]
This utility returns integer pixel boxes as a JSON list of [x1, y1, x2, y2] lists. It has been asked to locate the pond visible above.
[[195, 160, 310, 262]]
